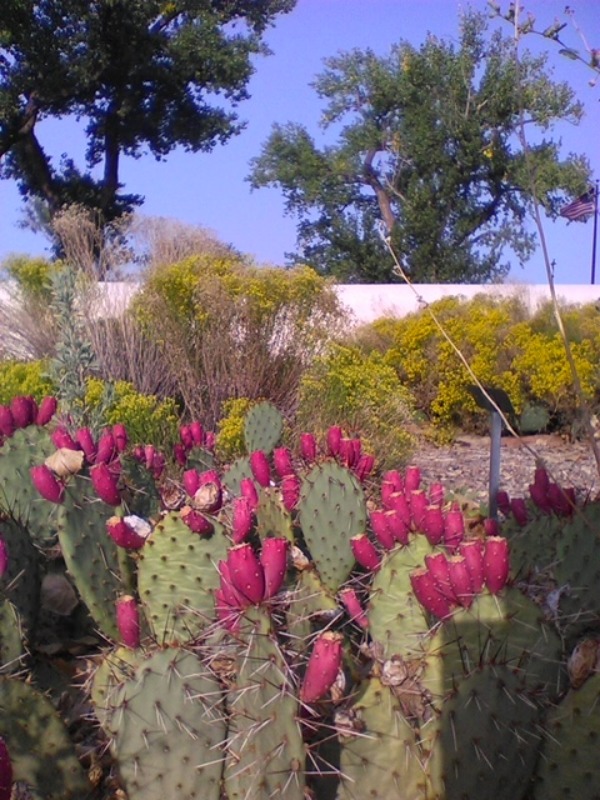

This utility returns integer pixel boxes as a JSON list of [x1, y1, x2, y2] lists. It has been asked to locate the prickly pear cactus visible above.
[[298, 461, 366, 593], [0, 517, 40, 639], [222, 456, 255, 496], [0, 598, 26, 675], [224, 607, 305, 800], [244, 401, 283, 454], [137, 512, 227, 644], [255, 487, 293, 542]]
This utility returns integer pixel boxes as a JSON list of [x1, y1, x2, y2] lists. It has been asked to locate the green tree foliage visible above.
[[0, 0, 295, 256], [249, 10, 590, 283]]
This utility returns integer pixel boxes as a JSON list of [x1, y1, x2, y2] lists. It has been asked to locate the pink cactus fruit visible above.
[[30, 465, 65, 504], [112, 423, 128, 453], [0, 406, 15, 438], [483, 536, 510, 594], [496, 490, 511, 517], [35, 395, 57, 426], [409, 568, 453, 620], [0, 537, 8, 579], [96, 430, 117, 464], [273, 446, 294, 479], [51, 427, 78, 450], [443, 508, 465, 551], [510, 497, 528, 527], [339, 587, 369, 630], [458, 540, 486, 593], [173, 443, 187, 465], [447, 555, 474, 608], [483, 518, 500, 537], [425, 552, 457, 604], [547, 483, 573, 516], [370, 509, 396, 550], [143, 444, 156, 470], [387, 492, 412, 529], [74, 427, 97, 464], [10, 395, 36, 428], [429, 482, 445, 506], [90, 462, 121, 506], [404, 465, 421, 493], [281, 473, 301, 512], [0, 736, 12, 800], [326, 425, 342, 457], [148, 448, 165, 479], [533, 466, 550, 493], [106, 516, 147, 550], [116, 595, 141, 648], [422, 506, 445, 546], [227, 543, 265, 605], [354, 453, 375, 482], [351, 534, 381, 572], [381, 470, 404, 507], [192, 469, 222, 513], [300, 631, 344, 704], [218, 560, 250, 609], [190, 421, 204, 446], [204, 431, 216, 451], [384, 509, 410, 545], [179, 424, 194, 450], [249, 450, 271, 488], [214, 588, 241, 633], [299, 432, 317, 463], [231, 496, 255, 544], [240, 477, 260, 511], [409, 490, 428, 531], [183, 468, 201, 498], [529, 481, 551, 513], [260, 537, 289, 599], [180, 506, 214, 536]]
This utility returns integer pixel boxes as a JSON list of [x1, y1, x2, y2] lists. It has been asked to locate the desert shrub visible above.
[[85, 378, 180, 448], [215, 397, 256, 463], [295, 344, 416, 472], [132, 255, 345, 428], [0, 360, 56, 405]]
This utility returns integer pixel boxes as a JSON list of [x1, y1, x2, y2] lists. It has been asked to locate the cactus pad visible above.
[[244, 401, 283, 454]]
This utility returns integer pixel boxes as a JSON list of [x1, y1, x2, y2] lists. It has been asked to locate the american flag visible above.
[[559, 190, 596, 222]]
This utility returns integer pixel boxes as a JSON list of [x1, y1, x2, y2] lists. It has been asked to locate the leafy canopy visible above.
[[0, 0, 295, 232], [249, 10, 590, 283]]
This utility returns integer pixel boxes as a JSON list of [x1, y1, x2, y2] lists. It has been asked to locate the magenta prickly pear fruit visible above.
[[173, 443, 187, 465], [351, 534, 381, 572], [458, 540, 485, 593], [299, 432, 317, 463], [443, 508, 465, 551], [192, 470, 222, 513], [227, 543, 265, 605], [339, 437, 357, 468], [354, 453, 375, 482], [496, 490, 511, 516], [409, 568, 453, 620], [240, 477, 259, 511], [370, 509, 395, 550], [422, 506, 445, 546], [326, 425, 342, 457], [510, 497, 528, 527], [0, 736, 12, 800], [0, 537, 8, 579], [409, 490, 428, 531], [339, 587, 369, 630], [35, 395, 57, 426], [281, 473, 301, 512], [183, 468, 201, 497], [300, 631, 344, 703], [387, 492, 411, 529], [273, 447, 294, 479], [483, 518, 500, 537], [483, 536, 510, 594], [447, 555, 474, 608], [190, 421, 204, 446], [231, 496, 255, 544], [381, 470, 404, 507], [249, 450, 271, 488], [75, 427, 97, 463], [179, 424, 194, 450], [90, 462, 121, 506], [30, 465, 65, 504], [547, 483, 572, 516], [533, 466, 550, 492], [384, 509, 410, 545], [10, 395, 36, 428], [218, 560, 250, 609], [180, 506, 214, 536], [404, 465, 421, 492], [429, 482, 445, 506], [204, 431, 216, 451], [143, 444, 156, 470], [106, 516, 147, 550], [96, 430, 117, 464], [260, 537, 289, 599], [51, 427, 78, 450], [529, 481, 551, 513], [0, 406, 15, 438], [112, 423, 128, 453], [116, 595, 141, 649], [425, 552, 457, 603], [214, 588, 241, 633]]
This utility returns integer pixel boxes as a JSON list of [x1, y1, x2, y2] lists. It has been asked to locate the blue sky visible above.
[[0, 0, 598, 283]]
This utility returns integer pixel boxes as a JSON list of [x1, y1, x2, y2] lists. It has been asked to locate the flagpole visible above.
[[592, 179, 599, 285]]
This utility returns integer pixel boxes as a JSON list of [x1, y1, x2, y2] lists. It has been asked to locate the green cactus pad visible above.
[[256, 486, 294, 541], [0, 517, 40, 638], [244, 401, 283, 455], [337, 677, 425, 800], [106, 648, 226, 800], [505, 512, 563, 580], [119, 455, 161, 519], [367, 536, 432, 661], [0, 675, 91, 798], [425, 665, 541, 800], [185, 446, 216, 473], [222, 455, 254, 497], [0, 597, 26, 674], [533, 672, 600, 799], [137, 512, 227, 644], [57, 473, 123, 640], [90, 645, 143, 733], [225, 607, 305, 800], [298, 461, 366, 593]]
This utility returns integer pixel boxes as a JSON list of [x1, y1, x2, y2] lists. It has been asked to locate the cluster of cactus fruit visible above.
[[1, 395, 600, 798]]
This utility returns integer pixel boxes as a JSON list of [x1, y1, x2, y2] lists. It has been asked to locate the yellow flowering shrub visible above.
[[215, 397, 256, 463], [0, 360, 55, 405]]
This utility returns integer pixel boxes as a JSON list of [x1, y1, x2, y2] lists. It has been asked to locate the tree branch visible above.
[[361, 148, 397, 233]]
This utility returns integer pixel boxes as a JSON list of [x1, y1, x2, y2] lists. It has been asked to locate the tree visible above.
[[0, 0, 295, 266], [249, 11, 590, 283]]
